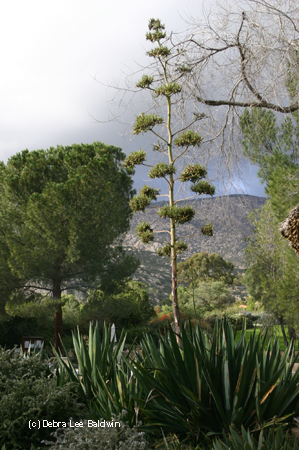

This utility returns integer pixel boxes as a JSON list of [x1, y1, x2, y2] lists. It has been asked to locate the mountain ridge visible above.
[[122, 194, 267, 303]]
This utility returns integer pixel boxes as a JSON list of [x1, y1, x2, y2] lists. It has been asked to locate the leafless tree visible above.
[[180, 0, 299, 157], [185, 0, 298, 110], [98, 0, 299, 201], [93, 1, 299, 296]]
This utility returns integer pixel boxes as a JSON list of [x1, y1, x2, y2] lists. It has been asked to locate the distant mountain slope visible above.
[[123, 195, 267, 303]]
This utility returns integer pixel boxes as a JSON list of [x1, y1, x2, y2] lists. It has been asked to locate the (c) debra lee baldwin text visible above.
[[28, 419, 121, 429]]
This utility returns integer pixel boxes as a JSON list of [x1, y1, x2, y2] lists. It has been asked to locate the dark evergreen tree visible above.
[[0, 142, 139, 351]]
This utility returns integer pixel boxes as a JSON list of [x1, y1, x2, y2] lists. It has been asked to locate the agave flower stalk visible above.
[[124, 19, 215, 342]]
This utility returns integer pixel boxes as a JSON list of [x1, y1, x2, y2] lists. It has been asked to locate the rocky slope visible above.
[[122, 195, 266, 303]]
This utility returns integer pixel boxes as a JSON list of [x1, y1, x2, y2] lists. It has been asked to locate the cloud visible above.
[[0, 0, 266, 198]]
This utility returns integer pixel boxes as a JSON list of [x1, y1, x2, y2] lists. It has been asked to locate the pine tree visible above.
[[0, 142, 139, 352]]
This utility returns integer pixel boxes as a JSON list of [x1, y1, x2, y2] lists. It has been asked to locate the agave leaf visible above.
[[230, 426, 246, 447], [51, 338, 84, 390], [179, 384, 214, 421], [222, 359, 231, 412], [168, 325, 190, 385], [231, 407, 244, 425], [202, 366, 227, 423], [181, 326, 199, 393], [276, 383, 299, 418]]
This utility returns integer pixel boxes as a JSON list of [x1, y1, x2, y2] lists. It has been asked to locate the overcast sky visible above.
[[0, 0, 266, 198]]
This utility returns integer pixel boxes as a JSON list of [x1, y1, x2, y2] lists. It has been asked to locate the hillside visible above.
[[123, 195, 267, 304]]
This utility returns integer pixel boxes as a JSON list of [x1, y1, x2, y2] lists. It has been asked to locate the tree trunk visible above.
[[278, 316, 289, 348], [288, 326, 296, 351], [53, 278, 64, 355]]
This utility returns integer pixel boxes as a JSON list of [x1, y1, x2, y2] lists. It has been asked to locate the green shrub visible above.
[[206, 312, 262, 331], [1, 446, 37, 450], [227, 312, 246, 330], [85, 281, 155, 330], [0, 315, 52, 349], [62, 295, 85, 330], [1, 295, 89, 351], [122, 324, 153, 345], [44, 411, 149, 450], [0, 348, 85, 450]]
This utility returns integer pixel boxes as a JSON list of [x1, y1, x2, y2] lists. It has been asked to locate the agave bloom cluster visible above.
[[123, 19, 216, 339]]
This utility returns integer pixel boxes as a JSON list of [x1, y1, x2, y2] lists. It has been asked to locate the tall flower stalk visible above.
[[124, 19, 215, 341]]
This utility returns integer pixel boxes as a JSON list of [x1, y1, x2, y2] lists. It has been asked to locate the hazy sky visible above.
[[0, 0, 266, 197]]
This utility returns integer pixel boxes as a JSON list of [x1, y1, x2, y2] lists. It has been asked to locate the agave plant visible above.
[[53, 322, 143, 425], [124, 318, 299, 440], [212, 426, 299, 450]]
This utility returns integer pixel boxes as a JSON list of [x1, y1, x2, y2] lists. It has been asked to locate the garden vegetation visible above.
[[2, 1, 299, 448]]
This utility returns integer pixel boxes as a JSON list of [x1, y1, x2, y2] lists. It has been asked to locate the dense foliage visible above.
[[179, 281, 235, 314], [0, 280, 155, 350], [240, 73, 299, 344], [55, 320, 299, 446], [177, 252, 236, 287], [44, 412, 149, 450], [240, 91, 299, 222], [0, 142, 139, 350], [127, 319, 299, 440], [0, 348, 85, 450], [85, 280, 155, 330], [244, 201, 299, 346]]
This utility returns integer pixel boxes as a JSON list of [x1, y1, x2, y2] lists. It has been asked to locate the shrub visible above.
[[148, 311, 189, 335], [0, 348, 85, 450], [0, 315, 52, 349], [85, 281, 155, 330], [205, 311, 262, 331], [0, 294, 83, 351], [62, 295, 86, 331], [44, 411, 149, 450], [122, 325, 153, 345]]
